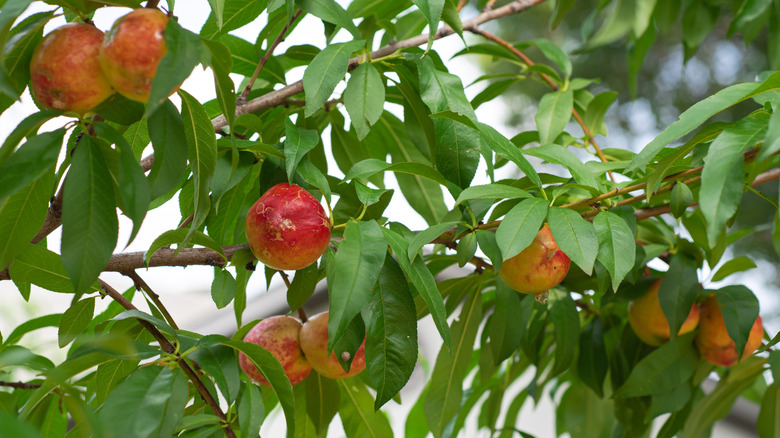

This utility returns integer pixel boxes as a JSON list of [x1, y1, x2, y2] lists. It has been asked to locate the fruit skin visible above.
[[498, 223, 571, 294], [239, 316, 312, 386], [99, 8, 170, 102], [298, 312, 366, 380], [29, 23, 114, 114], [628, 279, 700, 346], [695, 295, 763, 367], [245, 183, 331, 271]]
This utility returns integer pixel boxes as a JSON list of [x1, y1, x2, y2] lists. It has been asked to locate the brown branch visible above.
[[240, 9, 303, 102], [123, 270, 180, 330], [0, 381, 41, 389], [98, 280, 235, 438], [145, 0, 160, 8]]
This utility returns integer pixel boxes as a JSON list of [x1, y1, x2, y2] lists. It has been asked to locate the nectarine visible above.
[[628, 279, 700, 346], [498, 224, 570, 294], [298, 312, 366, 380], [695, 295, 763, 367], [245, 183, 331, 271], [239, 315, 311, 386]]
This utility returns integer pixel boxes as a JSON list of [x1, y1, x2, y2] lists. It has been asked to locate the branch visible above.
[[0, 381, 41, 389], [123, 270, 180, 330], [98, 280, 235, 438]]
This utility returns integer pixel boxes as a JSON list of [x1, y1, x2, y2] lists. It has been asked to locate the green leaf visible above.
[[0, 410, 44, 438], [670, 182, 694, 218], [758, 105, 780, 162], [0, 110, 60, 166], [147, 100, 189, 198], [61, 137, 118, 294], [363, 257, 418, 410], [547, 206, 598, 275], [424, 289, 482, 438], [592, 211, 635, 292], [412, 0, 444, 51], [476, 229, 503, 271], [715, 285, 761, 361], [456, 232, 477, 268], [556, 380, 614, 438], [338, 378, 394, 437], [477, 122, 541, 188], [658, 254, 700, 340], [327, 220, 387, 352], [583, 91, 617, 136], [8, 245, 99, 294], [0, 129, 63, 206], [523, 144, 602, 190], [535, 90, 573, 145], [711, 256, 757, 282], [284, 119, 320, 182], [549, 291, 580, 376], [189, 343, 240, 403], [144, 228, 226, 265], [58, 297, 95, 348], [200, 0, 269, 39], [145, 19, 202, 117], [303, 40, 365, 117], [4, 12, 49, 98], [345, 158, 460, 196], [495, 197, 549, 260], [0, 167, 53, 268], [238, 383, 264, 438], [454, 183, 531, 205], [680, 356, 765, 438], [207, 0, 225, 28], [627, 71, 780, 171], [407, 220, 459, 262], [203, 39, 236, 128], [179, 90, 217, 243], [95, 359, 139, 406], [112, 310, 178, 341], [225, 340, 296, 437], [287, 263, 321, 312], [700, 118, 766, 246], [578, 316, 608, 397], [98, 366, 183, 438], [758, 384, 780, 438], [211, 269, 237, 309], [383, 228, 451, 349], [304, 372, 339, 436], [300, 0, 361, 38], [488, 278, 523, 363], [344, 62, 385, 140], [614, 333, 698, 398]]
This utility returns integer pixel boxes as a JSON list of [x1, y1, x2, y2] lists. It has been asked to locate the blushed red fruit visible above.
[[695, 295, 763, 367], [29, 23, 114, 114], [99, 8, 170, 102], [239, 316, 312, 386], [628, 279, 700, 346], [245, 183, 331, 271], [298, 312, 366, 380], [498, 223, 571, 294]]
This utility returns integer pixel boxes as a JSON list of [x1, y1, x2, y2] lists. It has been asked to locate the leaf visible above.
[[407, 220, 459, 262], [299, 0, 361, 38], [304, 372, 339, 435], [578, 316, 608, 397], [592, 211, 636, 292], [488, 278, 523, 364], [189, 343, 240, 403], [614, 333, 698, 398], [112, 310, 178, 341], [200, 0, 269, 39], [535, 90, 573, 145], [287, 263, 321, 312], [95, 359, 139, 406], [0, 167, 53, 268], [145, 18, 202, 117], [477, 122, 541, 188], [547, 206, 599, 275], [203, 39, 236, 129], [412, 0, 444, 51], [179, 90, 217, 243], [424, 289, 482, 438], [700, 118, 766, 246], [495, 197, 549, 260], [523, 144, 602, 190], [147, 100, 189, 199], [326, 220, 387, 352], [338, 378, 394, 438], [211, 269, 237, 309], [284, 119, 320, 182], [456, 232, 477, 268], [98, 366, 182, 438], [303, 40, 365, 117], [670, 182, 694, 218], [61, 137, 118, 294], [344, 62, 385, 140], [658, 253, 700, 340], [238, 383, 264, 438], [549, 291, 580, 376], [454, 183, 531, 205], [715, 285, 761, 361], [583, 91, 617, 136], [362, 257, 418, 409], [345, 158, 459, 196], [144, 228, 225, 265], [711, 256, 757, 282], [758, 106, 780, 162], [556, 380, 614, 438], [8, 245, 99, 294], [626, 71, 780, 171], [0, 110, 60, 166], [207, 0, 225, 28], [383, 228, 451, 349], [0, 129, 63, 206], [758, 384, 780, 438], [58, 297, 95, 348]]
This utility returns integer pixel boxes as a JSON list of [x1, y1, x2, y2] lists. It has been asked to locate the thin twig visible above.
[[98, 280, 235, 438], [123, 270, 180, 330], [145, 0, 160, 8], [0, 381, 41, 389]]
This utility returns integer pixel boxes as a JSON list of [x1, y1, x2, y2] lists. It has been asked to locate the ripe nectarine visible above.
[[245, 183, 331, 271], [239, 315, 312, 386], [299, 312, 366, 380], [498, 224, 570, 294], [695, 295, 763, 367], [29, 23, 114, 114], [628, 279, 700, 346]]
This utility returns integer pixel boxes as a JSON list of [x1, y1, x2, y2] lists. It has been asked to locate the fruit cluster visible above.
[[29, 8, 173, 115], [628, 279, 763, 367]]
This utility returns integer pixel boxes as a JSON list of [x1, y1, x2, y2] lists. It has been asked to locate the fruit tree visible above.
[[1, 0, 780, 437]]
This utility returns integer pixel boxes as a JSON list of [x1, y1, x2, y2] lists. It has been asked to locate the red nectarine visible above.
[[298, 312, 366, 380], [628, 279, 700, 346], [498, 224, 570, 294], [695, 295, 763, 367], [239, 315, 311, 386]]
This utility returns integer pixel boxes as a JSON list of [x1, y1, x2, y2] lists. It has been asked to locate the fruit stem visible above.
[[297, 308, 309, 323]]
